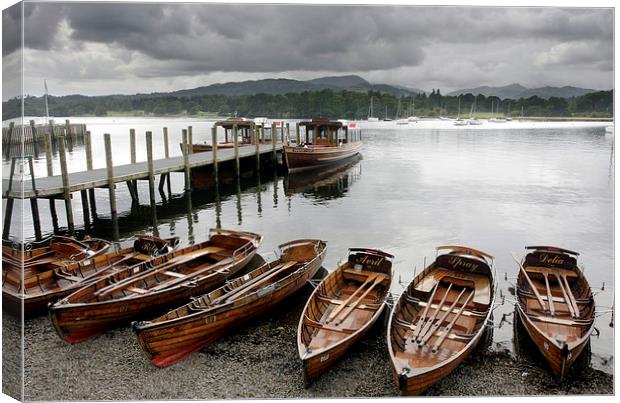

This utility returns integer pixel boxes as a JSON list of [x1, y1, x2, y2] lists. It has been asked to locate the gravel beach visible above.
[[1, 261, 613, 400]]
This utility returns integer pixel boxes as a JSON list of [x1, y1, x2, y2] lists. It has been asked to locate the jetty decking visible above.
[[2, 144, 282, 199]]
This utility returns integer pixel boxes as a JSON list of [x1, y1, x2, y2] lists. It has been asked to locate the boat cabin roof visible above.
[[299, 118, 344, 130], [215, 118, 255, 129]]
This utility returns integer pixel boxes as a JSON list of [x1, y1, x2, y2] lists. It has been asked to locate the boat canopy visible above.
[[299, 118, 343, 129], [215, 118, 255, 129]]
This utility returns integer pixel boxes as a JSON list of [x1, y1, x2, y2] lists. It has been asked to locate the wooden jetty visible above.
[[2, 123, 286, 241]]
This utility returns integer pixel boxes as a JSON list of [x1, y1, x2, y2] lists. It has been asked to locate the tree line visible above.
[[2, 88, 613, 121]]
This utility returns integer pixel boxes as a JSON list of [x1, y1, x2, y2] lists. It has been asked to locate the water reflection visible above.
[[284, 155, 362, 201]]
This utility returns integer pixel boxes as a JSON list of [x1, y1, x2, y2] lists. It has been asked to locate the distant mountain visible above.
[[164, 75, 426, 99], [448, 83, 527, 99], [448, 83, 598, 99], [518, 86, 597, 99], [307, 75, 370, 87]]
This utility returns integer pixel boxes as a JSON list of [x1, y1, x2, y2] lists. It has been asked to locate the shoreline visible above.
[[3, 263, 612, 400]]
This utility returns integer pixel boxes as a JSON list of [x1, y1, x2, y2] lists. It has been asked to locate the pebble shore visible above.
[[1, 262, 613, 400]]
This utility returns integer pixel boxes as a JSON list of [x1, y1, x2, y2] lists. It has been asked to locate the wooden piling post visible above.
[[146, 131, 157, 228], [65, 119, 73, 152], [57, 134, 75, 234], [255, 125, 260, 173], [44, 128, 59, 231], [130, 128, 136, 163], [233, 124, 240, 177], [30, 120, 39, 157], [182, 129, 191, 192], [26, 157, 42, 240], [296, 122, 300, 144], [211, 126, 219, 180], [286, 123, 290, 145], [80, 190, 91, 229], [271, 122, 277, 161], [84, 131, 97, 220], [104, 134, 119, 240], [163, 127, 170, 158], [188, 126, 193, 154], [4, 122, 14, 158]]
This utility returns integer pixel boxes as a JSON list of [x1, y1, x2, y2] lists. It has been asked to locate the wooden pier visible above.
[[2, 122, 288, 241]]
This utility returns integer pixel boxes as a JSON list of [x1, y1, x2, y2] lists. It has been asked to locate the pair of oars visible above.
[[327, 273, 384, 326], [511, 253, 580, 318]]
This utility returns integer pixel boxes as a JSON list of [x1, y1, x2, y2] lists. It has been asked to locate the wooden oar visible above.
[[95, 249, 221, 297], [333, 275, 384, 325], [326, 273, 376, 323], [415, 283, 454, 343], [419, 287, 466, 346], [554, 272, 577, 318], [561, 274, 580, 318], [224, 261, 298, 303], [63, 252, 142, 282], [511, 253, 547, 312], [542, 273, 555, 316], [414, 283, 451, 342], [432, 289, 475, 353], [411, 282, 439, 340]]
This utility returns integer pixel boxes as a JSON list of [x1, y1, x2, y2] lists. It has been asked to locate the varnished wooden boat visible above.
[[284, 119, 362, 173], [2, 235, 178, 318], [388, 246, 495, 396], [2, 236, 111, 274], [298, 248, 393, 384], [49, 229, 262, 343], [133, 239, 327, 367], [514, 246, 595, 381]]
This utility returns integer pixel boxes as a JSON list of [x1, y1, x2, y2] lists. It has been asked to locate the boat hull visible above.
[[49, 253, 255, 343], [134, 244, 325, 367], [516, 304, 590, 380], [390, 327, 486, 396], [301, 305, 385, 384], [284, 142, 362, 173]]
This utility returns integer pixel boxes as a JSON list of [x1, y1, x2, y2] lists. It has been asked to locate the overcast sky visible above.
[[2, 1, 614, 100]]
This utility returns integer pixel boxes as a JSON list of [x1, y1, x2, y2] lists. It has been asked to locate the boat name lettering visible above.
[[448, 256, 479, 271], [539, 254, 565, 266], [355, 255, 384, 267]]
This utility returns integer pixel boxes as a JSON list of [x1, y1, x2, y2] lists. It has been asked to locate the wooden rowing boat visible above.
[[2, 235, 178, 318], [388, 245, 495, 395], [2, 236, 111, 275], [514, 246, 595, 381], [49, 229, 262, 343], [298, 248, 393, 384], [133, 239, 327, 367], [284, 119, 362, 173]]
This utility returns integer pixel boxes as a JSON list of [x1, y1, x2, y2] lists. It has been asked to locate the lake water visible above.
[[2, 117, 614, 373]]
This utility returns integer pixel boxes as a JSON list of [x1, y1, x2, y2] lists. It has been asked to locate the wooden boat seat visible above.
[[518, 289, 590, 304], [342, 268, 390, 286], [162, 271, 186, 279], [405, 295, 487, 318], [127, 287, 148, 294], [525, 266, 578, 278], [414, 268, 491, 305], [529, 314, 593, 327], [303, 316, 355, 334], [316, 294, 380, 311]]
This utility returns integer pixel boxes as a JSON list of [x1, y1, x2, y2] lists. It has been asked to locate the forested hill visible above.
[[2, 88, 613, 121]]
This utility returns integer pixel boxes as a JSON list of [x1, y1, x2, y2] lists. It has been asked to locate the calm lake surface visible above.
[[3, 117, 614, 373]]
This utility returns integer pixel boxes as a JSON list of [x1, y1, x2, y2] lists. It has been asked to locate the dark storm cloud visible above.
[[2, 3, 21, 57], [13, 3, 612, 76], [9, 2, 614, 97]]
